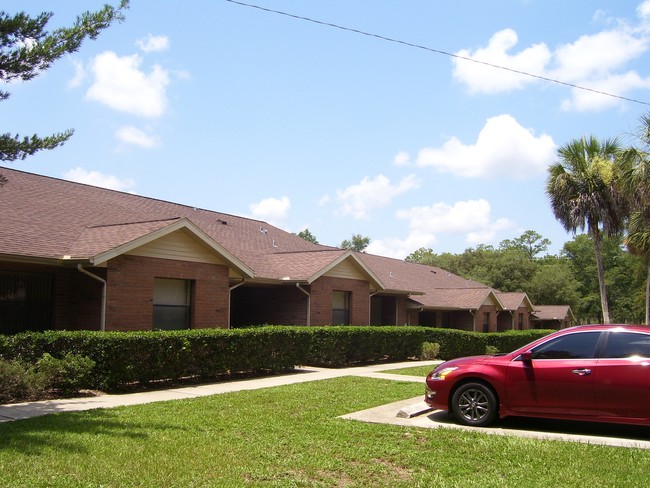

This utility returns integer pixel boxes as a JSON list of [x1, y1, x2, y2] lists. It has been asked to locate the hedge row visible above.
[[0, 326, 554, 391]]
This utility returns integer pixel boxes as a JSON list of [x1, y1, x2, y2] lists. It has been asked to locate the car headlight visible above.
[[430, 366, 458, 380]]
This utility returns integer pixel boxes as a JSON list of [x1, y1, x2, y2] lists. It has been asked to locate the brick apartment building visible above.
[[0, 168, 568, 334]]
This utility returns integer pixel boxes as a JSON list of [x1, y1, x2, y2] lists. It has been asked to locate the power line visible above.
[[224, 0, 650, 107]]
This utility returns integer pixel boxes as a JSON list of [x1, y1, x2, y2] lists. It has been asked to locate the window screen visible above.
[[332, 290, 350, 325], [0, 271, 52, 334], [153, 278, 191, 330]]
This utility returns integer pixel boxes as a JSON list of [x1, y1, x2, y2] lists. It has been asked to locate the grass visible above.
[[382, 364, 439, 377], [0, 376, 648, 487]]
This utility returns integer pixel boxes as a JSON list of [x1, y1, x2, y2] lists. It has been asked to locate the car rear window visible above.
[[603, 332, 650, 359]]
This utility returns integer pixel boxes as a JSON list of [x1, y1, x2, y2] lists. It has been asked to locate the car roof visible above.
[[558, 324, 650, 333]]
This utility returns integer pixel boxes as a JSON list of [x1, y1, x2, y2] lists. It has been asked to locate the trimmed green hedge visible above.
[[0, 326, 554, 391]]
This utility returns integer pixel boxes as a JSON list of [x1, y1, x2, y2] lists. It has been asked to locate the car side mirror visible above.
[[520, 351, 533, 365]]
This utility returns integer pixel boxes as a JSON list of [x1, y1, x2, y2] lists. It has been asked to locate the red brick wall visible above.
[[310, 276, 370, 326], [105, 255, 229, 331], [478, 305, 499, 332]]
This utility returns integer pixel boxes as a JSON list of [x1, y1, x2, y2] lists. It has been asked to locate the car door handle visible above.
[[571, 369, 592, 376]]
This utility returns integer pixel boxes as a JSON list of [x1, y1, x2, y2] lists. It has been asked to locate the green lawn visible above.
[[0, 376, 648, 487], [382, 364, 438, 377]]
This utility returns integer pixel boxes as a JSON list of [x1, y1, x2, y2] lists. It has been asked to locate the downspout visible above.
[[77, 264, 106, 332], [228, 279, 245, 329], [296, 283, 311, 326]]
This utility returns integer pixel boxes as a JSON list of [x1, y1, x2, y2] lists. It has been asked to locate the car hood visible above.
[[436, 355, 498, 369]]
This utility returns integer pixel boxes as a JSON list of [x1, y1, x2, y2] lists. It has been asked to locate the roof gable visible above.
[[496, 292, 535, 312], [69, 218, 254, 278]]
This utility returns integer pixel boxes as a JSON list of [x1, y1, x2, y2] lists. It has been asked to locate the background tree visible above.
[[620, 113, 650, 324], [525, 255, 581, 311], [295, 228, 319, 244], [562, 234, 645, 323], [0, 2, 129, 182], [499, 230, 551, 260], [340, 234, 370, 252], [546, 136, 627, 323]]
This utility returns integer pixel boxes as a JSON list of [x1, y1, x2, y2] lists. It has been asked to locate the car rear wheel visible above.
[[451, 382, 497, 427]]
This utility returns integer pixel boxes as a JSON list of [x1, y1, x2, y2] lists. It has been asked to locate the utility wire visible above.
[[224, 0, 650, 107]]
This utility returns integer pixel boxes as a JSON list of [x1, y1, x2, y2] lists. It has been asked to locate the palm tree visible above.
[[546, 136, 627, 324], [620, 114, 650, 324]]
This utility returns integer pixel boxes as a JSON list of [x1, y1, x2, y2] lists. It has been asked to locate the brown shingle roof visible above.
[[1, 167, 498, 310], [0, 167, 327, 269], [533, 305, 574, 321], [496, 292, 534, 311]]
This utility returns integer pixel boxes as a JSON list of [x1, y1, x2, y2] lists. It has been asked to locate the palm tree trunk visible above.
[[646, 262, 650, 325], [592, 231, 611, 324]]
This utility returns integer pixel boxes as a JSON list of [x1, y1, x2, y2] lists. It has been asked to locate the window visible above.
[[0, 271, 51, 334], [518, 313, 524, 330], [604, 332, 650, 358], [531, 331, 600, 360], [483, 312, 490, 333], [153, 278, 191, 330], [332, 291, 350, 325]]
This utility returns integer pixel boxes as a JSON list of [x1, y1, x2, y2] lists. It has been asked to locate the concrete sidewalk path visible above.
[[0, 360, 439, 423], [3, 359, 649, 450]]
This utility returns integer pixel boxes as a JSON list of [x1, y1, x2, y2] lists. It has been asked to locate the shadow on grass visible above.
[[0, 408, 188, 455]]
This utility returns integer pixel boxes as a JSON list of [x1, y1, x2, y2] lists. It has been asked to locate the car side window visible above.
[[604, 332, 650, 358], [531, 332, 601, 360]]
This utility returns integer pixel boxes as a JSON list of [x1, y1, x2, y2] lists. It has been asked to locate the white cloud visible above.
[[561, 71, 650, 111], [335, 174, 421, 219], [551, 30, 647, 82], [249, 196, 291, 226], [366, 232, 438, 260], [639, 0, 650, 23], [393, 151, 411, 166], [397, 199, 506, 235], [63, 167, 136, 192], [136, 34, 170, 53], [67, 59, 87, 88], [115, 126, 159, 148], [85, 51, 169, 118], [453, 7, 650, 111], [453, 28, 552, 94], [415, 114, 556, 178], [368, 199, 514, 259]]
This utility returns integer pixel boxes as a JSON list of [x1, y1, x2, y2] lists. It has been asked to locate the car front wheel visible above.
[[451, 382, 497, 427]]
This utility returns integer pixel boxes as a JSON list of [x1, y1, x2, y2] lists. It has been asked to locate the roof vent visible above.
[[217, 219, 228, 225]]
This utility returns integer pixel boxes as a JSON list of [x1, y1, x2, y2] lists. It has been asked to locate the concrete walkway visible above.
[[2, 360, 649, 450], [0, 360, 438, 423]]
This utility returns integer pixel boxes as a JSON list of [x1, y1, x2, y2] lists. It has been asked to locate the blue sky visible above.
[[4, 1, 650, 258]]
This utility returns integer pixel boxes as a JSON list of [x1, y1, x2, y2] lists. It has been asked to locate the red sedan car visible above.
[[424, 324, 650, 427]]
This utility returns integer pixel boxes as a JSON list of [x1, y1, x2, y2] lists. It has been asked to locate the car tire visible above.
[[451, 382, 498, 427]]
